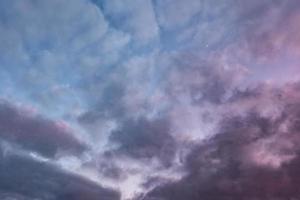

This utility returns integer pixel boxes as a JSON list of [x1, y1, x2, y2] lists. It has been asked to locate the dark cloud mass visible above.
[[1, 0, 300, 199], [109, 117, 176, 166], [0, 145, 120, 200], [0, 101, 87, 158], [145, 83, 300, 200]]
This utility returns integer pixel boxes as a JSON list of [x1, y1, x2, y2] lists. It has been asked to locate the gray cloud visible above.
[[0, 101, 87, 158], [0, 144, 120, 200], [109, 117, 176, 167], [144, 82, 300, 200]]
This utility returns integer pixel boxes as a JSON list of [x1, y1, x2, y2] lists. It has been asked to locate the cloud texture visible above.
[[1, 0, 300, 199]]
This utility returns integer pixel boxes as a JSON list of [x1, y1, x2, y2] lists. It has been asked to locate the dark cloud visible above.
[[0, 101, 87, 158], [144, 83, 300, 200], [0, 146, 120, 200], [97, 158, 125, 180], [78, 81, 126, 124], [109, 117, 176, 167]]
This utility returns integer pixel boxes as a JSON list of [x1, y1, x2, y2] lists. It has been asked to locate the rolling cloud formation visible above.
[[1, 0, 300, 199]]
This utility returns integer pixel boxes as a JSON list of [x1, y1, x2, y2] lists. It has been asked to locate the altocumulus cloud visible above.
[[1, 0, 300, 200]]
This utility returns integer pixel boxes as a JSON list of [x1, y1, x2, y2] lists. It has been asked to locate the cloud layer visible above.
[[1, 0, 300, 199]]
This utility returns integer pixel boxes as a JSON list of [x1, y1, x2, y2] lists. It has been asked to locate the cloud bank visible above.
[[1, 0, 300, 199]]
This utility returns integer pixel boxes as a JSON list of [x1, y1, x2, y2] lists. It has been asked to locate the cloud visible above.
[[154, 0, 202, 29], [1, 0, 300, 199], [0, 100, 87, 158], [144, 82, 300, 200], [109, 117, 176, 167], [98, 0, 159, 45], [0, 0, 131, 119], [0, 143, 120, 200]]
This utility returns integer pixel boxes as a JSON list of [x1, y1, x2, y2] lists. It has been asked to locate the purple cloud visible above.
[[0, 100, 87, 158], [1, 0, 300, 199]]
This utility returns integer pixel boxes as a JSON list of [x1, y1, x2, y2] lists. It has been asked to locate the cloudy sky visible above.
[[1, 0, 300, 199]]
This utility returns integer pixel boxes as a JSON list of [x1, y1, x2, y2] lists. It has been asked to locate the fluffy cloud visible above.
[[144, 82, 300, 200], [0, 0, 130, 119]]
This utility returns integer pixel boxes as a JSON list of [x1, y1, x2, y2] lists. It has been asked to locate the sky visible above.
[[1, 0, 300, 200]]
